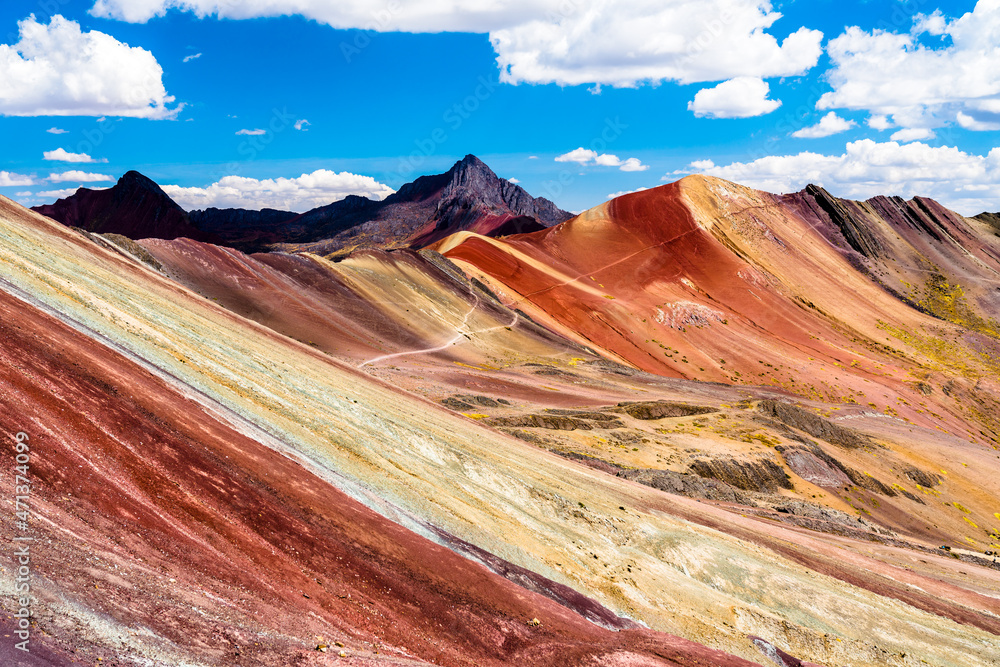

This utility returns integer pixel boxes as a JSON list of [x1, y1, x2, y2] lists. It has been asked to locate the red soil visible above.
[[0, 287, 756, 666], [444, 183, 853, 382]]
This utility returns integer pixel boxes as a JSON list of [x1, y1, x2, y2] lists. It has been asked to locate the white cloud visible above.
[[183, 52, 202, 62], [689, 77, 781, 118], [48, 171, 114, 183], [607, 186, 649, 199], [36, 187, 101, 200], [688, 159, 717, 171], [619, 158, 649, 172], [0, 15, 178, 119], [957, 111, 1000, 132], [867, 115, 893, 131], [294, 119, 310, 131], [973, 99, 1000, 114], [91, 0, 823, 87], [507, 177, 520, 184], [818, 2, 1000, 134], [0, 172, 34, 187], [890, 127, 935, 142], [493, 4, 822, 87], [43, 148, 107, 163], [687, 139, 1000, 215], [236, 128, 266, 135], [162, 170, 396, 212], [791, 112, 857, 139], [913, 9, 949, 36], [556, 148, 602, 164], [667, 158, 722, 177], [593, 154, 623, 167], [555, 147, 649, 171], [14, 191, 32, 197], [46, 127, 68, 134]]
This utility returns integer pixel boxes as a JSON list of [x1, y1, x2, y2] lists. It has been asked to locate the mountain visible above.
[[974, 211, 1000, 237], [1, 190, 774, 666], [5, 173, 1000, 665], [189, 154, 570, 254], [31, 170, 213, 242], [187, 206, 300, 249], [439, 175, 1000, 439], [37, 156, 570, 254], [784, 185, 1000, 332], [282, 154, 570, 253]]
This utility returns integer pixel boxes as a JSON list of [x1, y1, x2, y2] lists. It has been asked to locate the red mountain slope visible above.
[[438, 176, 1000, 443], [0, 237, 755, 667]]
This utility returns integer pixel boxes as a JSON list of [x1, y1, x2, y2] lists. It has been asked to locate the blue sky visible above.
[[1, 0, 998, 214]]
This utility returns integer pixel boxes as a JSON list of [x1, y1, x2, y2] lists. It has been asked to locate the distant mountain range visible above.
[[7, 163, 1000, 666], [33, 155, 572, 254], [32, 170, 214, 242]]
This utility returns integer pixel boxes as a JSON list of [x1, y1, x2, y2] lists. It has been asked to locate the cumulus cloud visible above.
[[791, 112, 857, 138], [490, 1, 823, 87], [618, 158, 650, 172], [48, 171, 114, 183], [236, 128, 266, 135], [36, 187, 107, 199], [555, 149, 594, 164], [46, 127, 68, 134], [162, 170, 396, 212], [507, 178, 520, 184], [0, 172, 34, 187], [957, 111, 1000, 132], [687, 159, 717, 171], [890, 127, 935, 142], [688, 77, 781, 118], [43, 148, 107, 163], [818, 2, 1000, 134], [867, 115, 893, 131], [555, 148, 649, 171], [0, 15, 178, 118], [90, 0, 823, 87], [685, 139, 1000, 215], [666, 159, 719, 176], [607, 186, 649, 199], [294, 119, 310, 131]]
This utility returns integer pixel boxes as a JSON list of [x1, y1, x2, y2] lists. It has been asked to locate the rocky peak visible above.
[[117, 170, 173, 198], [32, 170, 209, 241], [436, 154, 571, 226]]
